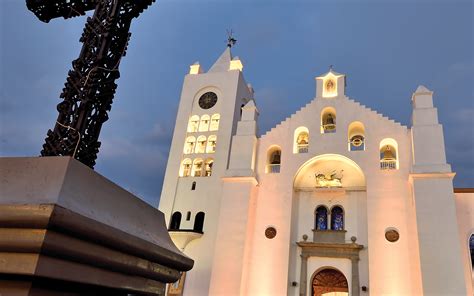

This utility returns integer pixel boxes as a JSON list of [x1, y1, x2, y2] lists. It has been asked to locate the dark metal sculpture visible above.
[[26, 0, 155, 168]]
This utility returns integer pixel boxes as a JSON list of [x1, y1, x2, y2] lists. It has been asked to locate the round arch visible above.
[[293, 154, 365, 189], [310, 267, 349, 296]]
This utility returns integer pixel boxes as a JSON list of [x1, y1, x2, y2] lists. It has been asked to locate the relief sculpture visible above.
[[315, 170, 344, 188]]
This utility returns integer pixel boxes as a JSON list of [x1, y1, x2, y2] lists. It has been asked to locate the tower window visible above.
[[330, 206, 344, 230], [293, 127, 309, 154], [199, 115, 210, 132], [321, 107, 336, 133], [348, 121, 365, 151], [196, 136, 207, 154], [183, 136, 196, 154], [204, 159, 214, 177], [206, 135, 217, 153], [169, 212, 182, 230], [194, 212, 205, 233], [192, 158, 203, 177], [191, 181, 196, 190], [210, 114, 220, 131], [266, 146, 281, 174], [186, 211, 191, 221], [180, 159, 192, 177], [187, 115, 199, 133], [380, 138, 399, 170], [315, 206, 328, 230]]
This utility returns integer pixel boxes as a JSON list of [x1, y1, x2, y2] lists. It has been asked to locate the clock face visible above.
[[198, 92, 218, 109]]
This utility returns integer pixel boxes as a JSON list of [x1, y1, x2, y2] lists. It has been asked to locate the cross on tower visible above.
[[226, 29, 237, 48], [26, 0, 156, 168]]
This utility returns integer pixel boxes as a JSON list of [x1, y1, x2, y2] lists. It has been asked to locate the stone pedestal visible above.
[[0, 157, 193, 296]]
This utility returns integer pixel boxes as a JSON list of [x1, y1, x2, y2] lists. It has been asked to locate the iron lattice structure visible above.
[[26, 0, 155, 168]]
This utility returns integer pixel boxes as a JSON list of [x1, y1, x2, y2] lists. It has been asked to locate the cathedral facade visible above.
[[158, 48, 473, 296]]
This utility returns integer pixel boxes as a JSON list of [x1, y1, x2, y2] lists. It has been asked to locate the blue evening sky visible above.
[[1, 0, 472, 206]]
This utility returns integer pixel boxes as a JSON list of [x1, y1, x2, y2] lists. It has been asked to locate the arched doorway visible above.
[[312, 268, 348, 296]]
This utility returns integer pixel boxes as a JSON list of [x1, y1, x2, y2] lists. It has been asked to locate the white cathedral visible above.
[[158, 47, 474, 296]]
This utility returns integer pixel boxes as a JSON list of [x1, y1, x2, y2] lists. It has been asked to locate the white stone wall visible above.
[[245, 80, 421, 295], [159, 49, 254, 296], [160, 58, 472, 295]]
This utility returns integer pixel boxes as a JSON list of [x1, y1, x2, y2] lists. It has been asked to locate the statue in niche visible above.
[[315, 170, 343, 188], [325, 79, 335, 93]]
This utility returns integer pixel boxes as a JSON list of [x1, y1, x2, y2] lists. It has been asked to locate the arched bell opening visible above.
[[195, 136, 207, 154], [199, 114, 210, 132], [187, 115, 200, 133], [193, 212, 205, 233], [183, 136, 196, 154], [311, 267, 349, 296], [266, 146, 282, 174], [347, 121, 365, 151], [321, 107, 336, 134], [169, 212, 182, 230], [294, 126, 310, 154], [179, 159, 192, 177], [379, 138, 399, 170], [209, 114, 220, 131]]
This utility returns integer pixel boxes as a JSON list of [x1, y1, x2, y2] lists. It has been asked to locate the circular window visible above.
[[198, 92, 218, 109], [385, 229, 400, 242], [265, 227, 277, 239]]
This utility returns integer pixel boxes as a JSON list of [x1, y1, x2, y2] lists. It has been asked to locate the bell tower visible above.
[[158, 46, 254, 295], [409, 85, 468, 295]]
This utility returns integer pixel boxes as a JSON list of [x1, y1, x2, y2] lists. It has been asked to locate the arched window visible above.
[[187, 115, 199, 133], [293, 127, 309, 154], [194, 212, 205, 233], [206, 135, 217, 153], [169, 212, 181, 230], [199, 114, 210, 132], [315, 206, 328, 230], [195, 136, 207, 154], [191, 181, 196, 190], [183, 136, 196, 154], [321, 107, 336, 133], [192, 158, 203, 177], [380, 138, 399, 170], [204, 159, 213, 177], [179, 159, 192, 177], [266, 146, 281, 174], [331, 206, 344, 230], [348, 121, 365, 151], [210, 114, 220, 131]]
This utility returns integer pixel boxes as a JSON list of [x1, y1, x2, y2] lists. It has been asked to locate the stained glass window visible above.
[[331, 206, 344, 230], [315, 206, 328, 230]]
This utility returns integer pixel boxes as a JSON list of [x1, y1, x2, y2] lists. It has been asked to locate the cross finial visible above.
[[226, 29, 237, 48], [329, 64, 333, 71]]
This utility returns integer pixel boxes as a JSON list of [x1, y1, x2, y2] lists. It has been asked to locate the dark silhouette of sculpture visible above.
[[26, 0, 155, 168]]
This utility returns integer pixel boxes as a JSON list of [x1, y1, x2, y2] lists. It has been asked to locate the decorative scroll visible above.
[[26, 0, 155, 168], [315, 170, 343, 188]]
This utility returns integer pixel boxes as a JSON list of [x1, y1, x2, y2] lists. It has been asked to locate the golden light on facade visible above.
[[229, 59, 243, 71], [189, 63, 201, 75]]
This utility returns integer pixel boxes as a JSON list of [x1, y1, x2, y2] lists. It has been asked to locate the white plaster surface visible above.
[[159, 52, 473, 295]]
